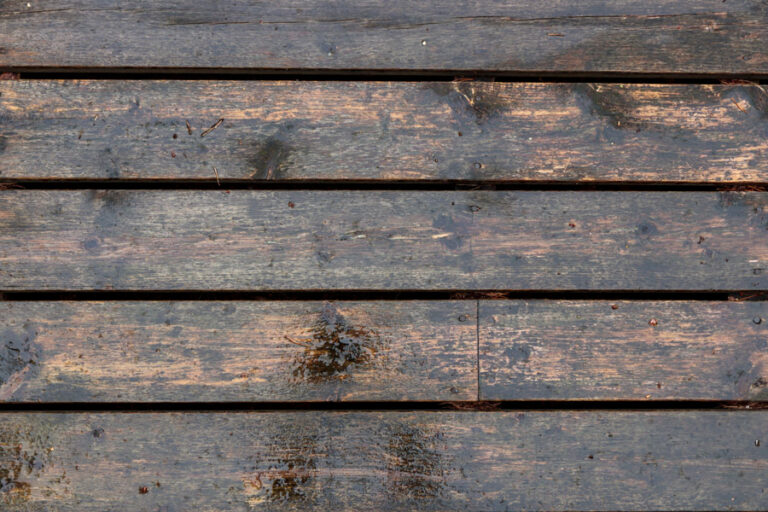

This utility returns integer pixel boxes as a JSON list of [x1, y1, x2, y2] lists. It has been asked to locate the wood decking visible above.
[[1, 1, 768, 510]]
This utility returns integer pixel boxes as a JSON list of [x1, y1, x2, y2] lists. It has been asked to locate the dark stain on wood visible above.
[[428, 82, 508, 126], [385, 424, 450, 500], [0, 323, 38, 401], [289, 303, 385, 384], [252, 429, 319, 505], [248, 137, 293, 180], [0, 420, 56, 507]]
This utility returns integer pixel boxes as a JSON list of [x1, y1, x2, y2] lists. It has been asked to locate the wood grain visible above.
[[2, 81, 768, 182], [0, 301, 476, 402], [1, 190, 768, 291], [1, 411, 767, 510], [0, 1, 766, 74], [480, 300, 768, 401]]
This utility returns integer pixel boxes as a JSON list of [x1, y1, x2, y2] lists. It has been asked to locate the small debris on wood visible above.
[[445, 401, 501, 411], [648, 318, 658, 327], [201, 118, 224, 137], [0, 72, 20, 80], [718, 184, 765, 192], [213, 167, 221, 186], [729, 292, 768, 301], [139, 486, 149, 494], [722, 401, 768, 410], [450, 291, 508, 299], [611, 304, 619, 310], [185, 120, 193, 135], [731, 98, 748, 113], [547, 33, 565, 37]]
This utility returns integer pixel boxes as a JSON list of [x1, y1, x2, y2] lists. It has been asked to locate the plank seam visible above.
[[4, 181, 768, 191], [8, 70, 768, 84], [0, 291, 762, 301], [0, 401, 763, 412]]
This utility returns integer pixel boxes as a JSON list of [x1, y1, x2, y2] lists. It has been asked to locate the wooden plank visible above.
[[2, 189, 768, 291], [1, 190, 767, 291], [2, 81, 768, 182], [0, 1, 766, 74], [0, 411, 766, 510], [0, 301, 476, 402], [479, 300, 768, 401]]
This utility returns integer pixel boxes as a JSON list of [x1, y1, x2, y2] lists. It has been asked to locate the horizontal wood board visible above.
[[1, 81, 767, 182], [480, 300, 768, 401], [1, 1, 767, 74], [0, 301, 476, 402], [1, 190, 767, 290], [1, 411, 768, 510]]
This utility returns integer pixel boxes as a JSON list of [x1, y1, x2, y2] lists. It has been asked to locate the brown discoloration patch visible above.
[[0, 322, 38, 401], [385, 423, 451, 500], [427, 82, 508, 125], [0, 423, 53, 505], [248, 137, 293, 180], [288, 303, 384, 384], [247, 432, 318, 504], [573, 83, 646, 132]]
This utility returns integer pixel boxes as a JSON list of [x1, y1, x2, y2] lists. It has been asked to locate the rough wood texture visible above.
[[1, 190, 767, 291], [2, 81, 768, 182], [1, 411, 767, 510], [0, 1, 766, 74], [480, 300, 768, 401], [0, 301, 476, 402]]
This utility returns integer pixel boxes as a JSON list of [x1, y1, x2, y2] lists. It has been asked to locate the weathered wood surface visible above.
[[1, 411, 768, 510], [0, 301, 476, 402], [2, 81, 768, 182], [1, 190, 767, 291], [1, 1, 766, 74], [480, 300, 768, 401]]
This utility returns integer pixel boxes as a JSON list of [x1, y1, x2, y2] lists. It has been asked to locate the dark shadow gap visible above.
[[11, 69, 768, 84], [0, 290, 760, 301], [3, 180, 768, 192], [0, 400, 763, 413]]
